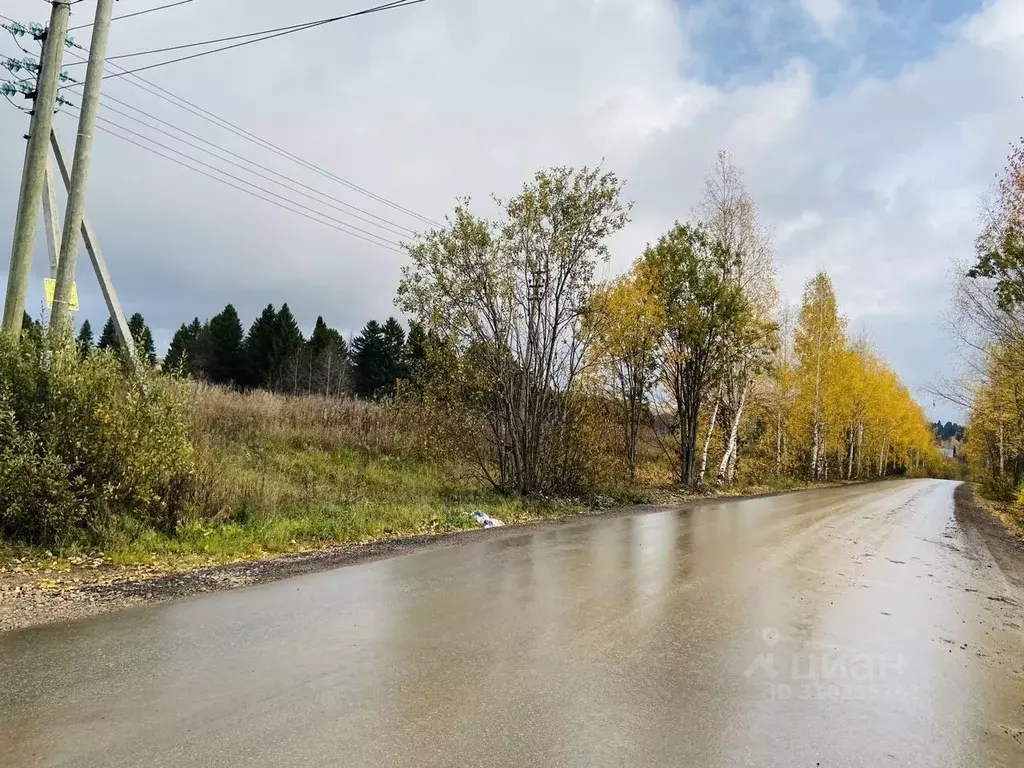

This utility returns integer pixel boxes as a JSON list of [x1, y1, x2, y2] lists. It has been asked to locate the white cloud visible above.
[[799, 0, 849, 38], [1, 0, 1022, 421]]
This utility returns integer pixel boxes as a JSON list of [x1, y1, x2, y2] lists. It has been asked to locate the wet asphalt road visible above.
[[2, 479, 1023, 767]]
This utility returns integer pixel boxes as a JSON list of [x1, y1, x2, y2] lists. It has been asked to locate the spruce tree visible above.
[[352, 320, 387, 398], [271, 303, 304, 392], [20, 312, 42, 343], [164, 323, 192, 372], [307, 316, 348, 395], [331, 335, 351, 395], [381, 316, 407, 395], [205, 304, 245, 386], [308, 316, 332, 357], [243, 304, 278, 389], [192, 319, 214, 377], [404, 320, 429, 392], [127, 313, 144, 345], [76, 319, 94, 359], [97, 317, 117, 350], [127, 312, 157, 365]]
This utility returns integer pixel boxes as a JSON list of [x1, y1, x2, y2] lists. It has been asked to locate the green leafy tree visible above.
[[204, 304, 245, 386], [75, 319, 93, 359], [968, 228, 1024, 312], [398, 166, 630, 494], [969, 140, 1024, 312], [640, 222, 748, 486]]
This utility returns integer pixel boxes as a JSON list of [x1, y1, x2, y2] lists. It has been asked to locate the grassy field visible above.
[[0, 387, 590, 570]]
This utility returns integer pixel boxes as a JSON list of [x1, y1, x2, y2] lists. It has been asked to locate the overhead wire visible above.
[[61, 47, 443, 229], [68, 0, 195, 32], [62, 105, 409, 254], [90, 0, 412, 61], [95, 93, 421, 239], [17, 2, 441, 250], [59, 0, 426, 80], [80, 115, 407, 256], [3, 92, 30, 112]]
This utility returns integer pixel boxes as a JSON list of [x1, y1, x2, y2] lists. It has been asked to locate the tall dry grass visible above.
[[191, 384, 419, 455], [82, 384, 587, 565]]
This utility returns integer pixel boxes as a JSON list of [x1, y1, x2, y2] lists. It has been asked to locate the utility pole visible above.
[[49, 129, 136, 362], [42, 159, 61, 278], [1, 1, 71, 337], [50, 0, 115, 332]]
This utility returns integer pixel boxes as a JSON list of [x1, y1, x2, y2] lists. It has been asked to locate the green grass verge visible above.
[[2, 445, 593, 572]]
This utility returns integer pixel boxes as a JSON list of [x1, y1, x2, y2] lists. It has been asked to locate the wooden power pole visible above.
[[1, 1, 70, 337], [50, 0, 115, 332]]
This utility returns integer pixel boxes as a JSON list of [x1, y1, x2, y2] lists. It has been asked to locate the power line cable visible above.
[[65, 105, 409, 253], [69, 1, 195, 32], [92, 0, 411, 61], [61, 0, 424, 78], [102, 0, 425, 80], [2, 92, 29, 112], [96, 93, 421, 238], [61, 47, 442, 229], [96, 121, 408, 254]]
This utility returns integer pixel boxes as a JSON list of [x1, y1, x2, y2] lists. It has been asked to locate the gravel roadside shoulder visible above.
[[1, 504, 674, 634], [954, 482, 1024, 592]]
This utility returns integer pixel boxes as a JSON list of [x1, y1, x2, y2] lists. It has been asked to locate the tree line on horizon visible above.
[[932, 421, 965, 442], [69, 305, 429, 400]]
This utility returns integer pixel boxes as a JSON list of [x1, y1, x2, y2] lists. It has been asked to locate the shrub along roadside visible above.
[[0, 335, 194, 547]]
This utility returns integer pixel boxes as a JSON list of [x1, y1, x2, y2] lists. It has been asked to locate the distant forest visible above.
[[932, 421, 965, 441], [65, 304, 427, 400]]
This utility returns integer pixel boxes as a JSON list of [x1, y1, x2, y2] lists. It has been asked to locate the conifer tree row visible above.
[[75, 306, 419, 400]]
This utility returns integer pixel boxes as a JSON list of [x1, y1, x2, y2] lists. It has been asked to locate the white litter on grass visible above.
[[471, 510, 505, 528]]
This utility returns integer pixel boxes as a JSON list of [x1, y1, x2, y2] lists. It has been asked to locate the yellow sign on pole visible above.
[[43, 279, 79, 311]]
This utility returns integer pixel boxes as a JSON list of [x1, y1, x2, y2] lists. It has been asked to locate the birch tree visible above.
[[641, 223, 747, 486], [793, 273, 846, 480], [694, 151, 779, 484]]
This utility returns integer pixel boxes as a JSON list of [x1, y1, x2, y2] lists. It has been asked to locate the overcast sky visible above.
[[2, 0, 1022, 422]]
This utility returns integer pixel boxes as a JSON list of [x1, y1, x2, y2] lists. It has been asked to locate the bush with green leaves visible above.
[[0, 334, 195, 546]]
